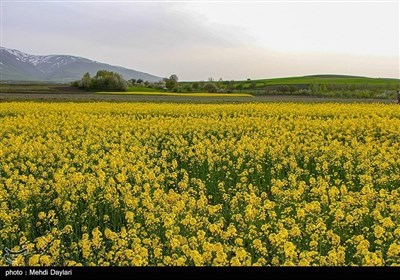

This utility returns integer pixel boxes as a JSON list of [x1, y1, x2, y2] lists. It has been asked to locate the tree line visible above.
[[71, 70, 399, 99], [72, 71, 236, 93]]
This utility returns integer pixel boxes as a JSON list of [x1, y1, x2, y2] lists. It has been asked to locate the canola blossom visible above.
[[0, 102, 399, 266]]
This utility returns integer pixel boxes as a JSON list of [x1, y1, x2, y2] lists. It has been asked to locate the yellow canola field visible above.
[[0, 102, 400, 266]]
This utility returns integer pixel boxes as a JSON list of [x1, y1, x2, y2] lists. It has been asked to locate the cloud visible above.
[[2, 1, 399, 79], [3, 2, 243, 51]]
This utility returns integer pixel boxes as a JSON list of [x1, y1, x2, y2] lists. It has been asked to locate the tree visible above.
[[184, 84, 193, 92], [309, 81, 320, 95], [204, 83, 218, 93], [80, 72, 92, 90], [279, 85, 290, 93], [225, 80, 235, 93], [192, 82, 200, 91], [165, 79, 176, 91], [236, 84, 244, 92], [169, 74, 179, 82], [165, 74, 179, 91], [129, 79, 136, 85]]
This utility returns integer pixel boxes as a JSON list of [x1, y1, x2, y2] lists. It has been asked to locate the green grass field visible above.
[[241, 75, 400, 87], [181, 75, 400, 90], [127, 86, 164, 92]]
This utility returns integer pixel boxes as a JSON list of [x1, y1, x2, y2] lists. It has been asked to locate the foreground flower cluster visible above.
[[0, 102, 399, 266]]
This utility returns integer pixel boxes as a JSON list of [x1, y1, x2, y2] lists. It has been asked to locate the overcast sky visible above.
[[1, 0, 399, 80]]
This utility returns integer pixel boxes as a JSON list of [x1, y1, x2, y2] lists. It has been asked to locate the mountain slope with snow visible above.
[[0, 47, 162, 82]]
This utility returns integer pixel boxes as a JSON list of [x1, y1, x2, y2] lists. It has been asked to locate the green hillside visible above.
[[238, 75, 400, 88]]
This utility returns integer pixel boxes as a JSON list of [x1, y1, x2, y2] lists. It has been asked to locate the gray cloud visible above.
[[3, 3, 240, 49], [3, 2, 251, 77]]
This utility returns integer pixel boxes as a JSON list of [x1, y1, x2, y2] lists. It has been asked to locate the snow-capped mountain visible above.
[[0, 47, 162, 82]]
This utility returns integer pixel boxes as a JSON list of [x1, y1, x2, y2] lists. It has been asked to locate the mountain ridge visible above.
[[0, 47, 162, 82]]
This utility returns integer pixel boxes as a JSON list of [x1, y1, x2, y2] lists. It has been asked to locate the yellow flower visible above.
[[115, 173, 126, 183], [345, 215, 354, 223], [62, 225, 73, 234], [381, 217, 395, 229], [11, 254, 25, 266], [394, 227, 400, 237], [104, 228, 118, 241], [309, 241, 318, 249], [65, 260, 78, 266], [49, 239, 61, 259], [39, 255, 53, 266], [63, 201, 72, 212], [38, 212, 46, 220], [125, 211, 134, 223], [363, 252, 383, 266], [356, 240, 370, 256], [235, 238, 244, 247], [28, 254, 41, 266], [92, 227, 103, 249], [374, 226, 385, 239], [36, 237, 48, 250], [387, 243, 400, 258], [283, 242, 298, 260], [81, 234, 91, 259]]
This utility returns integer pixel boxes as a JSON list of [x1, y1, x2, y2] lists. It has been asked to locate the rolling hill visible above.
[[237, 75, 400, 88]]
